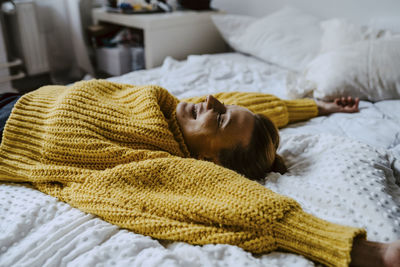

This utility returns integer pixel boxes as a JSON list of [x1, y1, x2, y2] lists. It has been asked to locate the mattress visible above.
[[1, 53, 399, 267]]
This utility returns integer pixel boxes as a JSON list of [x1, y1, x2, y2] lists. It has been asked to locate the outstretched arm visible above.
[[182, 92, 360, 126], [316, 96, 360, 116], [182, 92, 318, 128]]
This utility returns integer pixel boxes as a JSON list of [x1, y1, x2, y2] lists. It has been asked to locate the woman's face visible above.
[[176, 95, 255, 163]]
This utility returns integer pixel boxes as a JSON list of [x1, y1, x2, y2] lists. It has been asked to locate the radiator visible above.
[[13, 0, 49, 76], [0, 18, 13, 93]]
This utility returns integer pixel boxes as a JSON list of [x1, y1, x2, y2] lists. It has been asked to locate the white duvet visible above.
[[1, 53, 400, 267]]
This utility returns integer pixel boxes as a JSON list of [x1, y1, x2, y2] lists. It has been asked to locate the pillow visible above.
[[369, 17, 400, 34], [320, 18, 392, 53], [287, 36, 400, 102], [212, 6, 322, 72], [211, 14, 255, 51]]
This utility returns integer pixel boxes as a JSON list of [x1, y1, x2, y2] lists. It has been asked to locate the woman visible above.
[[176, 92, 360, 180], [0, 80, 399, 267]]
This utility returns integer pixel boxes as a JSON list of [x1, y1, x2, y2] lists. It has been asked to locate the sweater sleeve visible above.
[[283, 98, 319, 124], [274, 208, 366, 267], [34, 154, 365, 267], [181, 92, 318, 128]]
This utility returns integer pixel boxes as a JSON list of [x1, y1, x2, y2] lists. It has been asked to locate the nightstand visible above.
[[92, 8, 226, 70]]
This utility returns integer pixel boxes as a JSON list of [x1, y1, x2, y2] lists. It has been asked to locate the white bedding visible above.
[[1, 53, 400, 267]]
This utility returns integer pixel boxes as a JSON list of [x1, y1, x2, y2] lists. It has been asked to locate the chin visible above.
[[176, 102, 186, 123], [176, 102, 191, 134]]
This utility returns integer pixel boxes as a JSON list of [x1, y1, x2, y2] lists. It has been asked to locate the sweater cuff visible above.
[[283, 99, 318, 123], [274, 208, 366, 267]]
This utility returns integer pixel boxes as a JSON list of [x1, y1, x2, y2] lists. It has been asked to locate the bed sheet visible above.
[[1, 53, 399, 267]]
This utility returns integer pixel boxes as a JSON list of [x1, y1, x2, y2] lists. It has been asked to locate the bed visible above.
[[1, 3, 400, 267]]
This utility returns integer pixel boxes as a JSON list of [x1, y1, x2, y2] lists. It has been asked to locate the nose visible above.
[[205, 95, 226, 113]]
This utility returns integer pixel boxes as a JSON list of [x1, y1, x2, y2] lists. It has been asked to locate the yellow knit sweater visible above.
[[0, 80, 365, 267]]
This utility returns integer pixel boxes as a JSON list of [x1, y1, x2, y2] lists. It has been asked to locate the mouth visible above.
[[191, 104, 197, 119]]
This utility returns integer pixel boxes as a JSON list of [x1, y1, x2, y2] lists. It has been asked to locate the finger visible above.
[[350, 96, 359, 106], [347, 96, 353, 105], [343, 106, 357, 113], [334, 98, 341, 105], [343, 100, 360, 113], [349, 97, 358, 107], [341, 96, 347, 106], [354, 97, 360, 110]]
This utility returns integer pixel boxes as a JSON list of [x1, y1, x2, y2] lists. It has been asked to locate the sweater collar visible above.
[[158, 93, 191, 158], [170, 108, 191, 158]]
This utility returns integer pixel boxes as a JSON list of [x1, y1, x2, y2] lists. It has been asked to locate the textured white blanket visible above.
[[1, 53, 399, 267]]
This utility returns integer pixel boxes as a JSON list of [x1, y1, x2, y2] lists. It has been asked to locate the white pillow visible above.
[[320, 18, 392, 53], [211, 14, 255, 51], [212, 6, 322, 72], [369, 17, 400, 34], [288, 36, 400, 102]]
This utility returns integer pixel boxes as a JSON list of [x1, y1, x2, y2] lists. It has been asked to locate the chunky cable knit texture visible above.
[[0, 80, 365, 267]]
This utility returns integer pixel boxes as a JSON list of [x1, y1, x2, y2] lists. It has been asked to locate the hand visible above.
[[316, 96, 360, 116], [350, 239, 400, 267]]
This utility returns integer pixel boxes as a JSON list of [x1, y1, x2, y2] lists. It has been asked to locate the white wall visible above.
[[212, 0, 400, 24]]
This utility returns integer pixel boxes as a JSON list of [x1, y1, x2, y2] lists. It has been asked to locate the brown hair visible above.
[[218, 113, 287, 180]]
